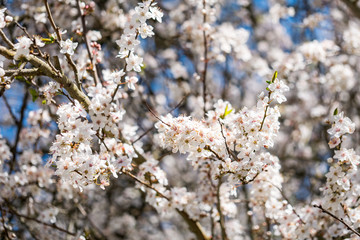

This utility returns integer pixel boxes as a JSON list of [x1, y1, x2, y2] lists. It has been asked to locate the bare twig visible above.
[[122, 169, 210, 240], [9, 85, 29, 172], [269, 181, 305, 224], [132, 94, 188, 144], [145, 101, 170, 127], [341, 0, 360, 19], [0, 46, 91, 109], [259, 91, 272, 131], [218, 119, 237, 161], [242, 186, 254, 240], [2, 94, 19, 124], [216, 177, 229, 240], [76, 0, 100, 86], [4, 202, 76, 236], [77, 204, 107, 239], [314, 204, 360, 237], [0, 29, 14, 49], [44, 0, 82, 90], [202, 0, 209, 118]]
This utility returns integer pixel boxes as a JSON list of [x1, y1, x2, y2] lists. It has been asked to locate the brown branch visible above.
[[218, 119, 237, 161], [145, 101, 170, 127], [4, 201, 76, 236], [77, 204, 107, 239], [0, 46, 91, 109], [259, 91, 272, 131], [132, 94, 188, 144], [242, 186, 254, 240], [2, 94, 19, 124], [269, 182, 305, 225], [44, 0, 82, 90], [341, 0, 360, 19], [202, 0, 209, 118], [216, 177, 229, 240], [0, 29, 14, 49], [122, 169, 210, 240], [110, 50, 131, 102], [4, 68, 42, 77], [9, 85, 29, 172], [314, 204, 360, 238], [76, 0, 100, 86]]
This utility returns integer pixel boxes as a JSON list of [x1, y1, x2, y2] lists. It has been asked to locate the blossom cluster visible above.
[[156, 76, 289, 184], [116, 0, 162, 74]]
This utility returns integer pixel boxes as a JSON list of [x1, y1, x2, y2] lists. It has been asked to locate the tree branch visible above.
[[0, 46, 91, 109], [4, 202, 76, 236], [4, 68, 42, 77], [314, 204, 360, 238], [122, 169, 210, 240], [341, 0, 360, 19], [44, 0, 82, 90], [216, 177, 229, 240]]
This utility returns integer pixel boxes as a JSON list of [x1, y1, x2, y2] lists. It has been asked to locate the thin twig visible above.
[[204, 145, 225, 162], [216, 177, 229, 240], [132, 94, 188, 144], [0, 29, 14, 49], [218, 119, 237, 161], [145, 101, 170, 127], [9, 85, 29, 172], [44, 0, 82, 90], [2, 94, 19, 124], [259, 91, 272, 131], [76, 0, 100, 86], [269, 181, 305, 224], [242, 186, 254, 240], [110, 50, 132, 102], [77, 204, 107, 239], [314, 204, 360, 237], [202, 0, 209, 118], [121, 169, 210, 240], [5, 202, 76, 236]]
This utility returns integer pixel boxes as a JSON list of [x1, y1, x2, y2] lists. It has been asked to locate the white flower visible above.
[[126, 53, 143, 72], [150, 6, 163, 23], [328, 137, 341, 149], [110, 69, 125, 84], [334, 148, 360, 168], [39, 207, 59, 224], [34, 12, 46, 24], [14, 36, 33, 60], [0, 8, 8, 28], [60, 39, 78, 55], [34, 35, 45, 47], [139, 23, 154, 39], [327, 112, 355, 138], [268, 78, 290, 104], [116, 34, 140, 52], [126, 76, 138, 90]]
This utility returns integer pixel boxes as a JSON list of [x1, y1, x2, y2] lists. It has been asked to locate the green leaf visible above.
[[29, 88, 38, 102], [141, 63, 146, 71], [41, 37, 55, 44], [333, 108, 338, 116], [220, 104, 233, 119], [271, 71, 278, 83]]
